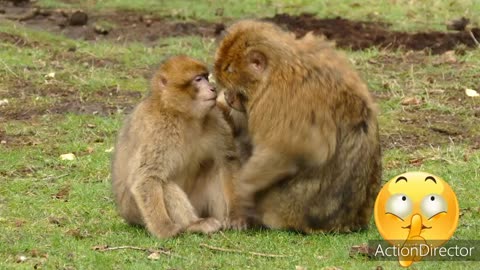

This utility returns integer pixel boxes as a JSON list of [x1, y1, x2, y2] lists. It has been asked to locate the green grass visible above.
[[1, 0, 480, 269]]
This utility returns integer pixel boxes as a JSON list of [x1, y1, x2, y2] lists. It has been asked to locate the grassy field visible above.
[[1, 0, 479, 269]]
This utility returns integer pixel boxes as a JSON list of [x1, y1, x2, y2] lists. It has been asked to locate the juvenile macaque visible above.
[[214, 20, 382, 232], [112, 55, 238, 238]]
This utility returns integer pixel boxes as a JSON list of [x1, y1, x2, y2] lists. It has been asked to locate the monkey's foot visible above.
[[148, 222, 183, 239], [186, 218, 222, 234], [227, 216, 250, 230]]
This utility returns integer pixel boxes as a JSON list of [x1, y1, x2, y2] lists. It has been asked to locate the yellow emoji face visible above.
[[374, 171, 459, 246]]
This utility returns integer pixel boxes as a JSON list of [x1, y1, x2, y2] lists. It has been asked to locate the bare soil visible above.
[[1, 2, 479, 53]]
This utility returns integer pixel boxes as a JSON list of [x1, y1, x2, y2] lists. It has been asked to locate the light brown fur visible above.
[[112, 56, 238, 238], [214, 20, 382, 233]]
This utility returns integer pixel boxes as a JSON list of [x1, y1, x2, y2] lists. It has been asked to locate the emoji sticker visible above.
[[374, 172, 459, 267]]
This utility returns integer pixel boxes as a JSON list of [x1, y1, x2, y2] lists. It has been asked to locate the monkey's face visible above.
[[214, 23, 269, 111], [189, 73, 217, 116], [224, 90, 247, 112], [156, 56, 217, 118]]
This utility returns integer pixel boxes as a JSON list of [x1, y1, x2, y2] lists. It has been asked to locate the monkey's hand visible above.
[[186, 218, 222, 234]]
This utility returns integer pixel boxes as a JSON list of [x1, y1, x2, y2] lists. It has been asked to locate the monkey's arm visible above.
[[129, 146, 186, 238]]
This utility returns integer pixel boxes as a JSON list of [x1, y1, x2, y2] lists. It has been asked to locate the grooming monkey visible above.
[[214, 20, 382, 232], [111, 55, 238, 238]]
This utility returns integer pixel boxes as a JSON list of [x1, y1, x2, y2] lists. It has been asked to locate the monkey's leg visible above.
[[229, 147, 297, 229], [163, 182, 222, 234], [130, 177, 183, 239]]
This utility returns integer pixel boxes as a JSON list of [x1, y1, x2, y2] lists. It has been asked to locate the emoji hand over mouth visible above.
[[399, 214, 429, 267], [374, 172, 460, 268]]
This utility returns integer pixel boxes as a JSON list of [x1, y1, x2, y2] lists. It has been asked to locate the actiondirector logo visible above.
[[371, 172, 479, 267]]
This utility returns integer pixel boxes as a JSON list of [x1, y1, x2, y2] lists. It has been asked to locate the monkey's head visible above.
[[153, 55, 217, 118], [214, 20, 291, 112]]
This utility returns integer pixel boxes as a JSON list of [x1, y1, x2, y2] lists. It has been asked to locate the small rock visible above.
[[1, 140, 6, 144], [93, 24, 111, 35], [69, 10, 88, 26]]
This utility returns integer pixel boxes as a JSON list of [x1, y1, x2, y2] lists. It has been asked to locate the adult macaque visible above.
[[214, 20, 382, 233], [112, 55, 238, 238]]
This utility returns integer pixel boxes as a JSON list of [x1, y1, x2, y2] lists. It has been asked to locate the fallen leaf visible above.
[[349, 243, 372, 258], [52, 186, 70, 200], [66, 228, 88, 239], [48, 216, 65, 226], [92, 245, 109, 251], [87, 124, 96, 129], [16, 255, 27, 263], [86, 146, 94, 154], [466, 88, 479, 97], [1, 140, 6, 144], [14, 219, 26, 227], [45, 72, 55, 78], [401, 97, 421, 106], [408, 158, 424, 166], [60, 153, 76, 161], [0, 99, 8, 106], [427, 89, 445, 95], [435, 50, 457, 64], [147, 252, 161, 260], [322, 267, 342, 270], [104, 147, 114, 153]]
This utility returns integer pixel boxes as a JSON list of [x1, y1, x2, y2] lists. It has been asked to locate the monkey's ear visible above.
[[157, 74, 168, 88], [247, 50, 267, 73]]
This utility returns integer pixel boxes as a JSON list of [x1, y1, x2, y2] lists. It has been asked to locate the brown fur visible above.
[[112, 55, 238, 238], [214, 20, 382, 233]]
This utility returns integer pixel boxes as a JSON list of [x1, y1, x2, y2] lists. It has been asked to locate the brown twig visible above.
[[199, 243, 290, 258], [93, 245, 171, 256], [468, 29, 480, 48]]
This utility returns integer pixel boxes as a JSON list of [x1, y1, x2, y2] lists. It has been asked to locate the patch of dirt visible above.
[[268, 13, 480, 54], [0, 79, 141, 120], [0, 31, 38, 47], [380, 110, 477, 151], [2, 3, 480, 53]]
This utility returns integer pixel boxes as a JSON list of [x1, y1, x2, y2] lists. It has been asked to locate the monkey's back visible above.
[[255, 120, 381, 233]]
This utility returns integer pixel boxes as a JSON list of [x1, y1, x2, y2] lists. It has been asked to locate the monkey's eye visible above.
[[421, 194, 447, 219], [194, 76, 204, 82], [385, 193, 412, 221], [224, 64, 234, 73]]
